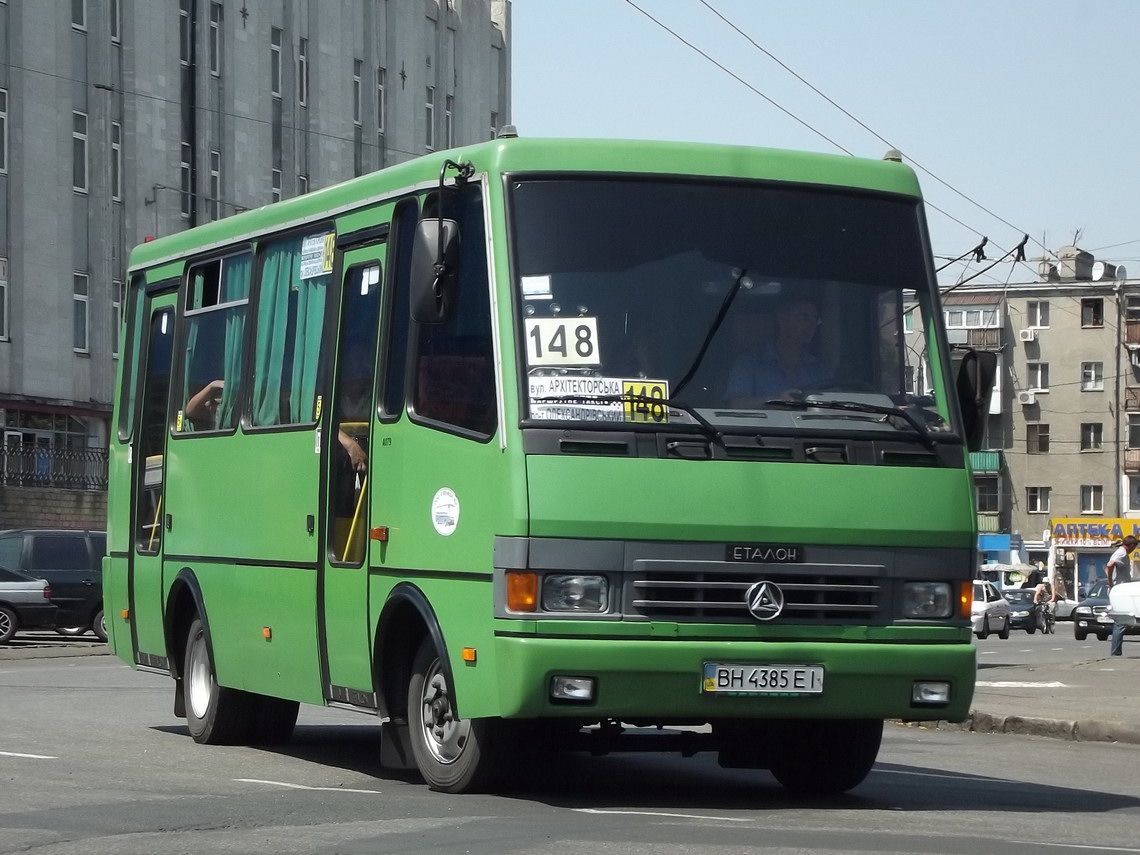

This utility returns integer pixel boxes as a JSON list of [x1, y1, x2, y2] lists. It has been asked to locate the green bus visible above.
[[106, 135, 995, 796]]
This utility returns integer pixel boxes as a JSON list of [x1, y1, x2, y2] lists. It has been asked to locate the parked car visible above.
[[1002, 588, 1046, 633], [0, 565, 57, 643], [0, 529, 106, 641], [972, 581, 1010, 639]]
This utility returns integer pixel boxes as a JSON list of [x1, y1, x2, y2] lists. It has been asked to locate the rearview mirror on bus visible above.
[[952, 348, 997, 452], [410, 218, 460, 324]]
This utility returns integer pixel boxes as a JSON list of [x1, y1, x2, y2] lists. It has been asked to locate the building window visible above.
[[490, 110, 498, 140], [1027, 423, 1050, 454], [72, 0, 86, 31], [1080, 422, 1103, 451], [297, 174, 308, 195], [180, 142, 192, 218], [298, 39, 308, 106], [425, 86, 435, 150], [1026, 486, 1051, 514], [946, 307, 998, 329], [0, 257, 8, 341], [73, 273, 89, 352], [180, 0, 191, 66], [112, 279, 122, 357], [1081, 485, 1104, 514], [72, 111, 88, 193], [1027, 361, 1049, 391], [209, 3, 222, 76], [271, 168, 281, 202], [445, 94, 454, 148], [110, 0, 120, 43], [0, 88, 7, 175], [376, 66, 386, 134], [208, 150, 221, 220], [1081, 298, 1104, 328], [976, 477, 999, 514], [1129, 476, 1140, 512], [111, 122, 122, 201], [1027, 300, 1049, 328], [1128, 414, 1140, 449], [1081, 361, 1104, 392], [270, 28, 282, 98], [353, 59, 363, 125]]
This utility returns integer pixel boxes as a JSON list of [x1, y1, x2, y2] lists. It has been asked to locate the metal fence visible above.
[[1, 446, 109, 490]]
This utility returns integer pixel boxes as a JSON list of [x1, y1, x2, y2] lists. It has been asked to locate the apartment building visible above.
[[0, 0, 510, 523], [945, 246, 1139, 588]]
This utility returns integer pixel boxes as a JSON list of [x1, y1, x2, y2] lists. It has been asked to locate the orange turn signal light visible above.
[[461, 647, 477, 662], [262, 626, 273, 640], [370, 526, 389, 542], [120, 608, 130, 620], [506, 571, 538, 612], [958, 581, 972, 620]]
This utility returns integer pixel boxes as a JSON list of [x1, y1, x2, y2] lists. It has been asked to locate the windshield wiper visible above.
[[532, 394, 722, 446], [762, 397, 954, 451], [671, 267, 748, 400]]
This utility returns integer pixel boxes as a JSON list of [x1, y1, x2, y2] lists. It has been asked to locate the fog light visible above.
[[912, 681, 951, 704], [550, 675, 595, 702]]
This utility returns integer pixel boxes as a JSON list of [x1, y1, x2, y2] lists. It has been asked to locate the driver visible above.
[[725, 295, 830, 406]]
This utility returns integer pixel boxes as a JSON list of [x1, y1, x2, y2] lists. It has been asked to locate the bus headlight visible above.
[[541, 575, 608, 612], [901, 582, 953, 619]]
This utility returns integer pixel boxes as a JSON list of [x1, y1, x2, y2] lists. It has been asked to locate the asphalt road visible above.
[[2, 653, 1140, 855], [974, 618, 1129, 667]]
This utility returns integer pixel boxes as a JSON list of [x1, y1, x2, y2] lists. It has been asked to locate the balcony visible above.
[[969, 451, 1002, 474], [1127, 387, 1140, 411], [1126, 320, 1140, 347], [967, 328, 1002, 350], [1126, 449, 1140, 474], [976, 514, 1002, 533]]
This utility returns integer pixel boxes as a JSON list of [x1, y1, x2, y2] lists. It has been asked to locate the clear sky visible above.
[[509, 0, 1140, 286]]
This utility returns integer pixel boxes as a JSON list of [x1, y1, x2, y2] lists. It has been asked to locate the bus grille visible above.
[[628, 569, 882, 623]]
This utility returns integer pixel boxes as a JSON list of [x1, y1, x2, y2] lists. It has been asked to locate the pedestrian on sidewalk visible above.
[[1105, 535, 1138, 656]]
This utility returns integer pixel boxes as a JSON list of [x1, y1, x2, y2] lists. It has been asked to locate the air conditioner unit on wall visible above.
[[1019, 328, 1037, 342], [1017, 390, 1036, 405]]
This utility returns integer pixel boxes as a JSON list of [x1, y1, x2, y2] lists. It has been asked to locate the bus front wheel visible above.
[[183, 617, 256, 745], [407, 637, 503, 793], [766, 719, 882, 796]]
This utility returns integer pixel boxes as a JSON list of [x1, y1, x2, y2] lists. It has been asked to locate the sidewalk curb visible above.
[[901, 711, 1140, 746], [0, 646, 113, 661]]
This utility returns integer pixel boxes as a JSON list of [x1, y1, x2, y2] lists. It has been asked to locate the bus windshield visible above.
[[509, 177, 950, 440]]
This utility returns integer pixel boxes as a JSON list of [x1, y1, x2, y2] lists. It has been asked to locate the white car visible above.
[[1109, 580, 1140, 629], [972, 580, 1011, 639]]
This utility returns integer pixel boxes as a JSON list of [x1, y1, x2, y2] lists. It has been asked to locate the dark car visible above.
[[0, 565, 57, 642], [0, 529, 106, 641], [1071, 580, 1140, 641], [1003, 588, 1044, 633]]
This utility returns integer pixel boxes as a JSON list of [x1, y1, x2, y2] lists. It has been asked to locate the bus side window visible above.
[[178, 253, 251, 433], [410, 186, 496, 437], [380, 197, 418, 421]]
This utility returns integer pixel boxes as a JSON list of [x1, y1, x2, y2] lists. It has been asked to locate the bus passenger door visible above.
[[321, 243, 386, 701], [128, 291, 178, 667]]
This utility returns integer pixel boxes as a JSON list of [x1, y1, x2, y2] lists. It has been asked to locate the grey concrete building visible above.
[[0, 0, 510, 522], [943, 247, 1140, 588]]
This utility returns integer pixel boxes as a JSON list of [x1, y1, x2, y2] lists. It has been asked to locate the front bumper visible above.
[[492, 636, 975, 723]]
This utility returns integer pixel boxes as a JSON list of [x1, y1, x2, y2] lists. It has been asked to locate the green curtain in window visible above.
[[218, 254, 251, 428], [252, 243, 297, 425], [290, 272, 328, 422], [180, 322, 200, 432]]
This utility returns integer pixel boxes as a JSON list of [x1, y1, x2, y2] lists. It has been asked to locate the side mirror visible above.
[[951, 348, 997, 451], [409, 218, 460, 324]]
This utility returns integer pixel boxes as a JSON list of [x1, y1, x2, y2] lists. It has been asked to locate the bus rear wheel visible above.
[[766, 719, 882, 796], [183, 617, 256, 745], [407, 637, 503, 793]]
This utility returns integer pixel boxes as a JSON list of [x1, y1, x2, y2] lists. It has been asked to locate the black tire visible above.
[[1097, 632, 1111, 642], [183, 617, 257, 745], [998, 615, 1011, 640], [92, 609, 107, 643], [0, 605, 17, 643], [249, 695, 299, 744], [1026, 624, 1036, 635], [977, 614, 990, 640], [767, 719, 882, 796], [1074, 627, 1087, 641], [407, 637, 504, 793]]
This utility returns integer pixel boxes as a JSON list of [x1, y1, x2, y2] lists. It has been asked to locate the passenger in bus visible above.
[[725, 295, 829, 405], [185, 379, 225, 430]]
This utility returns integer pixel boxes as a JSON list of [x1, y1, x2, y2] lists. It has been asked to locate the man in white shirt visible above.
[[1106, 535, 1138, 656]]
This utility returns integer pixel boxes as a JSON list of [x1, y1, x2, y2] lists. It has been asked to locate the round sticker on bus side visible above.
[[431, 488, 460, 536]]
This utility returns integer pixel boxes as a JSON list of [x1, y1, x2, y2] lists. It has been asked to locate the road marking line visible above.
[[975, 681, 1068, 688], [235, 778, 381, 794], [980, 651, 997, 655], [574, 808, 751, 822], [0, 750, 58, 759], [875, 768, 1000, 782], [1030, 843, 1140, 853]]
